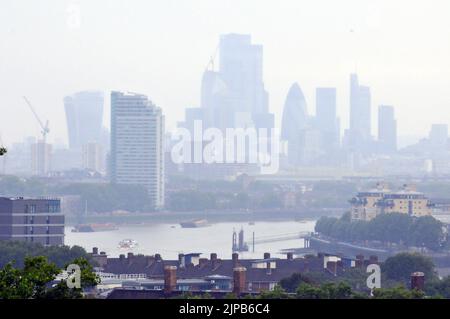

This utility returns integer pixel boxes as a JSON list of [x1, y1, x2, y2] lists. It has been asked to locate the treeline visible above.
[[315, 212, 445, 250], [0, 241, 94, 269]]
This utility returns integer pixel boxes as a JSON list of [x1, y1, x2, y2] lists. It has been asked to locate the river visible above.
[[65, 220, 316, 259]]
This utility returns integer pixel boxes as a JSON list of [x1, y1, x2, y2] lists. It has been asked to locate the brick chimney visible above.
[[92, 247, 99, 255], [355, 255, 364, 268], [369, 255, 378, 265], [233, 267, 247, 296], [327, 261, 337, 276], [211, 253, 218, 268], [264, 252, 270, 259], [287, 252, 293, 260], [232, 253, 239, 268], [411, 272, 425, 291], [164, 266, 177, 294]]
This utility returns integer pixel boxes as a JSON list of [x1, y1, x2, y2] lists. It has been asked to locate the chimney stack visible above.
[[233, 267, 247, 296], [326, 261, 337, 276], [411, 272, 425, 291], [264, 252, 270, 259], [287, 252, 293, 260], [355, 255, 364, 268], [155, 253, 162, 261], [164, 266, 177, 294], [92, 247, 99, 255], [211, 253, 218, 268]]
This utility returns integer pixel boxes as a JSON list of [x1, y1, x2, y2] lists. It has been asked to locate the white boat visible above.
[[118, 239, 138, 249]]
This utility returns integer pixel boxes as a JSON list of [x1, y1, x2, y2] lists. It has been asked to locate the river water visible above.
[[65, 220, 316, 259]]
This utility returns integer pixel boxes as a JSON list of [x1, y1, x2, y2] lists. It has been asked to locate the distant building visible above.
[[64, 91, 104, 150], [429, 124, 448, 150], [316, 87, 340, 153], [110, 91, 165, 210], [350, 183, 434, 221], [82, 142, 105, 173], [0, 197, 64, 245], [281, 83, 308, 166], [31, 140, 52, 176], [378, 105, 397, 153], [348, 74, 372, 153]]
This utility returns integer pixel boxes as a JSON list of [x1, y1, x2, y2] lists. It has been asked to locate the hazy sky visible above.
[[1, 0, 450, 146]]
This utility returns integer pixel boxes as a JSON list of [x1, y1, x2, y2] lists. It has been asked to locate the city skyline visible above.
[[1, 0, 450, 147]]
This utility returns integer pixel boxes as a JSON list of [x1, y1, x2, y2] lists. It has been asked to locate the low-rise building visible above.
[[0, 197, 64, 245], [350, 183, 434, 221]]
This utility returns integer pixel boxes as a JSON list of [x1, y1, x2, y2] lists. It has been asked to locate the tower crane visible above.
[[23, 96, 50, 144]]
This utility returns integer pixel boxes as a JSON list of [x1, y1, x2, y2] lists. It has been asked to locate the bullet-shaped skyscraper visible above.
[[110, 91, 165, 210]]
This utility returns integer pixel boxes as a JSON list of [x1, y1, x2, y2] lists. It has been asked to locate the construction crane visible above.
[[23, 96, 50, 144]]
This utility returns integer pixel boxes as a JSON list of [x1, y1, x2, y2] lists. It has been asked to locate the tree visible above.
[[258, 286, 290, 299], [372, 285, 425, 299], [407, 216, 443, 250], [382, 253, 437, 285], [0, 241, 93, 269], [279, 273, 314, 293], [0, 256, 99, 299]]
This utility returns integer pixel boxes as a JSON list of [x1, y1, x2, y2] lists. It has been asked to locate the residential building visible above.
[[350, 183, 434, 221], [0, 197, 64, 245], [31, 140, 52, 176], [110, 91, 165, 209]]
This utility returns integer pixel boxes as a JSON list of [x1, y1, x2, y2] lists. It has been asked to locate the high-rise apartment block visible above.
[[110, 91, 165, 210]]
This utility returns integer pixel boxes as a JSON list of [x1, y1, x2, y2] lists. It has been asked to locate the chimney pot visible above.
[[233, 267, 247, 296], [411, 272, 425, 291], [164, 266, 177, 294]]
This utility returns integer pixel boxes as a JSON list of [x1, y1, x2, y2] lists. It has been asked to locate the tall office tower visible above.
[[349, 74, 371, 151], [378, 105, 397, 153], [110, 91, 165, 209], [82, 142, 105, 173], [429, 124, 449, 149], [281, 83, 308, 165], [64, 91, 104, 150], [219, 34, 271, 129], [316, 87, 340, 153], [31, 140, 52, 176]]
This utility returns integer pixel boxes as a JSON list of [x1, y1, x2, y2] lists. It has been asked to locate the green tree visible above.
[[0, 256, 99, 299], [382, 253, 437, 285], [279, 273, 314, 293], [372, 285, 425, 299]]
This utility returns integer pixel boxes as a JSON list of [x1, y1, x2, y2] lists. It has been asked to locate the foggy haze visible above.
[[1, 0, 450, 146]]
